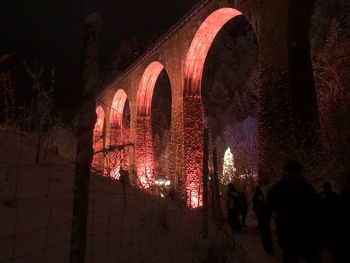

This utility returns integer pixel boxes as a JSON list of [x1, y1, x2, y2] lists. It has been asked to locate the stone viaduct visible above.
[[94, 0, 319, 207]]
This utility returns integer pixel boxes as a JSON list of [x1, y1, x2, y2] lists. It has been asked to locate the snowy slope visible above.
[[0, 130, 204, 263], [0, 130, 332, 263]]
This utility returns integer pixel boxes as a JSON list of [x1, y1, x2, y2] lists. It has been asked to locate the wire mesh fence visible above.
[[0, 127, 212, 263]]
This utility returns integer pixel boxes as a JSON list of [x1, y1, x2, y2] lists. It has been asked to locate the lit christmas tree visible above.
[[222, 147, 236, 185]]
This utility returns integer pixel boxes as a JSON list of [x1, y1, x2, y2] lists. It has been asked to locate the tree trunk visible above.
[[202, 128, 209, 238], [69, 13, 101, 263], [212, 148, 222, 223]]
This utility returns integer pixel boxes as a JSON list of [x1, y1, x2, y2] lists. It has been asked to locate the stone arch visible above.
[[184, 8, 243, 97], [92, 105, 105, 172], [183, 7, 255, 208], [110, 89, 128, 144], [107, 88, 130, 179], [136, 61, 168, 189]]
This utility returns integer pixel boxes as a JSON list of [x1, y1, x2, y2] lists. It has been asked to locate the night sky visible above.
[[0, 0, 198, 120]]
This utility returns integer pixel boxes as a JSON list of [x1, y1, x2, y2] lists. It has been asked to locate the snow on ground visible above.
[[0, 129, 332, 263], [231, 215, 281, 263], [0, 130, 204, 263], [214, 211, 332, 263]]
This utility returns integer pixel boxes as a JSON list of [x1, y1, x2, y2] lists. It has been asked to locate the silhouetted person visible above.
[[260, 161, 320, 263], [226, 183, 241, 233], [338, 192, 350, 263], [169, 187, 176, 200], [252, 186, 264, 228], [239, 191, 248, 227], [318, 181, 347, 262]]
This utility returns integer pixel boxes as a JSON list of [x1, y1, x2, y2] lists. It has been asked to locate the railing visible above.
[[99, 0, 213, 97]]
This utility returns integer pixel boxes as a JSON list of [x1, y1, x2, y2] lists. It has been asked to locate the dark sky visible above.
[[0, 0, 198, 119]]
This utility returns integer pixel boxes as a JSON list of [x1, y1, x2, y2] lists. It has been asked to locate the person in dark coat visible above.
[[226, 183, 241, 233], [318, 181, 347, 263], [252, 185, 264, 228], [260, 160, 320, 263], [239, 191, 248, 227]]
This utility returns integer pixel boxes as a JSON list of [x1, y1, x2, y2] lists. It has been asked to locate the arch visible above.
[[184, 8, 242, 96], [137, 61, 164, 116], [111, 89, 128, 141], [183, 8, 246, 208], [92, 105, 105, 171], [107, 88, 129, 179], [136, 61, 165, 190]]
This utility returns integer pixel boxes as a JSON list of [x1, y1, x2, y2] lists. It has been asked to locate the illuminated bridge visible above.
[[94, 0, 319, 207]]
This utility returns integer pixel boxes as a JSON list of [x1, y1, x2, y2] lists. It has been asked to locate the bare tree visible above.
[[23, 61, 55, 163], [0, 71, 16, 128], [0, 53, 14, 64]]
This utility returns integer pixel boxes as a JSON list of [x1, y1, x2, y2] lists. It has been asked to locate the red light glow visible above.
[[107, 89, 128, 179], [111, 90, 127, 132], [183, 8, 242, 208], [92, 106, 105, 171], [184, 8, 242, 96], [137, 62, 164, 115], [136, 62, 164, 189], [111, 167, 121, 180]]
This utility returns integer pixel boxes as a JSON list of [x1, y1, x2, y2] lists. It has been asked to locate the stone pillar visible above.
[[257, 1, 291, 182], [183, 96, 204, 207], [136, 115, 155, 189], [257, 0, 320, 182], [169, 75, 186, 201], [287, 0, 320, 149]]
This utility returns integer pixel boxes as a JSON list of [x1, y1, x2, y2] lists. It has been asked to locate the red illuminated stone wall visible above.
[[136, 115, 155, 189], [92, 106, 105, 171], [183, 96, 203, 207], [107, 89, 128, 179], [135, 62, 164, 190], [107, 125, 121, 179], [183, 8, 241, 207], [98, 0, 324, 207]]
